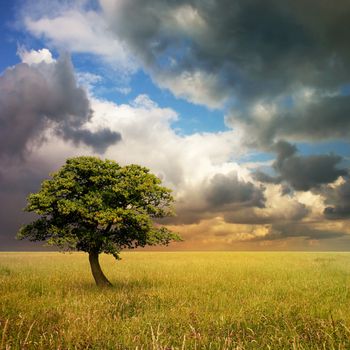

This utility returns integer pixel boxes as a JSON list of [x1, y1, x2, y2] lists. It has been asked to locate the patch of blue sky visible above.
[[238, 151, 277, 176], [0, 1, 60, 74], [0, 38, 18, 74], [78, 64, 230, 135], [298, 141, 350, 159], [82, 0, 101, 12], [340, 83, 350, 96], [169, 102, 229, 135], [298, 141, 350, 170], [238, 151, 275, 165], [128, 71, 229, 135], [279, 95, 294, 108], [0, 2, 20, 73]]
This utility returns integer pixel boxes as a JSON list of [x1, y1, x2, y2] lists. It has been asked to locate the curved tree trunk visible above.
[[88, 251, 112, 287]]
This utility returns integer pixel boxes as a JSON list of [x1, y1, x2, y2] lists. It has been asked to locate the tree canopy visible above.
[[18, 156, 181, 286]]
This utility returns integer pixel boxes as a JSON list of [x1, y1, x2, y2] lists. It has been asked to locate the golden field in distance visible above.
[[1, 252, 350, 349]]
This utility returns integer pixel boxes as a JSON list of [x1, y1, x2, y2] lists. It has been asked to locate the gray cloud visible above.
[[250, 223, 346, 242], [223, 203, 309, 225], [323, 179, 350, 219], [206, 172, 265, 209], [0, 54, 122, 249], [4, 0, 349, 249], [0, 160, 54, 250], [282, 95, 350, 141], [163, 171, 266, 225], [277, 154, 347, 191], [233, 94, 350, 149], [253, 171, 281, 185], [102, 0, 350, 146], [255, 141, 347, 191], [106, 0, 350, 97], [58, 124, 121, 154], [0, 54, 121, 159]]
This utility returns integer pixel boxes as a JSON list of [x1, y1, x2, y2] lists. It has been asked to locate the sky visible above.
[[0, 0, 350, 251]]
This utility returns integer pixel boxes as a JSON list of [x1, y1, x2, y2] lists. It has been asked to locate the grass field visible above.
[[0, 252, 350, 349]]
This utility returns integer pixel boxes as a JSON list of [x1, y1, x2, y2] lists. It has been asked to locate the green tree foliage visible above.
[[18, 156, 181, 286]]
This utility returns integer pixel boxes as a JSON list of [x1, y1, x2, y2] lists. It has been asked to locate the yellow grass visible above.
[[1, 251, 350, 349]]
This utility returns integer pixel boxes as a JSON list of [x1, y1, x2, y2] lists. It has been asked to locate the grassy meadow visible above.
[[0, 251, 350, 349]]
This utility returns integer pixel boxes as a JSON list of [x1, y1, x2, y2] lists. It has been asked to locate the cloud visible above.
[[206, 172, 265, 208], [87, 95, 247, 190], [5, 0, 350, 249], [227, 94, 350, 148], [165, 217, 350, 250], [57, 125, 121, 154], [277, 154, 347, 191], [164, 170, 266, 225], [100, 1, 350, 103], [0, 92, 250, 248], [250, 223, 347, 242], [323, 178, 350, 219], [281, 95, 350, 141], [222, 184, 309, 225], [0, 88, 347, 249], [0, 51, 121, 159], [23, 1, 136, 73], [24, 1, 350, 145], [155, 70, 227, 109], [17, 47, 55, 64], [253, 171, 281, 185], [254, 141, 347, 191]]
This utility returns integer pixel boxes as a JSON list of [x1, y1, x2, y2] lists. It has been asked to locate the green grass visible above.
[[1, 252, 350, 349]]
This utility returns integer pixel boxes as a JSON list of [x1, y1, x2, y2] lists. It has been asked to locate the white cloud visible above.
[[87, 95, 244, 188], [25, 92, 246, 209], [170, 4, 207, 34], [18, 47, 55, 65], [4, 80, 342, 245], [76, 71, 103, 93], [24, 8, 136, 73], [155, 70, 228, 109], [24, 91, 313, 234], [22, 1, 228, 108]]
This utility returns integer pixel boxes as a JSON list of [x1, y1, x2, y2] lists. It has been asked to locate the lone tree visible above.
[[18, 156, 181, 286]]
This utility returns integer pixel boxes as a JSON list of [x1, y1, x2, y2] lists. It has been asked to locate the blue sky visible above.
[[1, 0, 350, 250]]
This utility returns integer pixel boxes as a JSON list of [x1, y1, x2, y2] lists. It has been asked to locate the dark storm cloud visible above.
[[323, 179, 350, 219], [0, 161, 54, 250], [206, 172, 265, 208], [58, 124, 121, 154], [109, 0, 350, 95], [236, 94, 350, 149], [281, 184, 292, 196], [253, 171, 281, 185], [0, 54, 122, 249], [0, 54, 121, 158], [281, 95, 350, 141], [255, 141, 347, 191], [162, 171, 266, 225], [273, 141, 297, 167], [277, 154, 347, 191], [104, 0, 350, 145], [249, 223, 346, 242], [223, 202, 309, 225]]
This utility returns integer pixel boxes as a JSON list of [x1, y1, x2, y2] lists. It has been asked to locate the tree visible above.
[[18, 156, 181, 286]]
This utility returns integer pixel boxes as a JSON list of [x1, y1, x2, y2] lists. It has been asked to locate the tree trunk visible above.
[[88, 251, 112, 287]]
